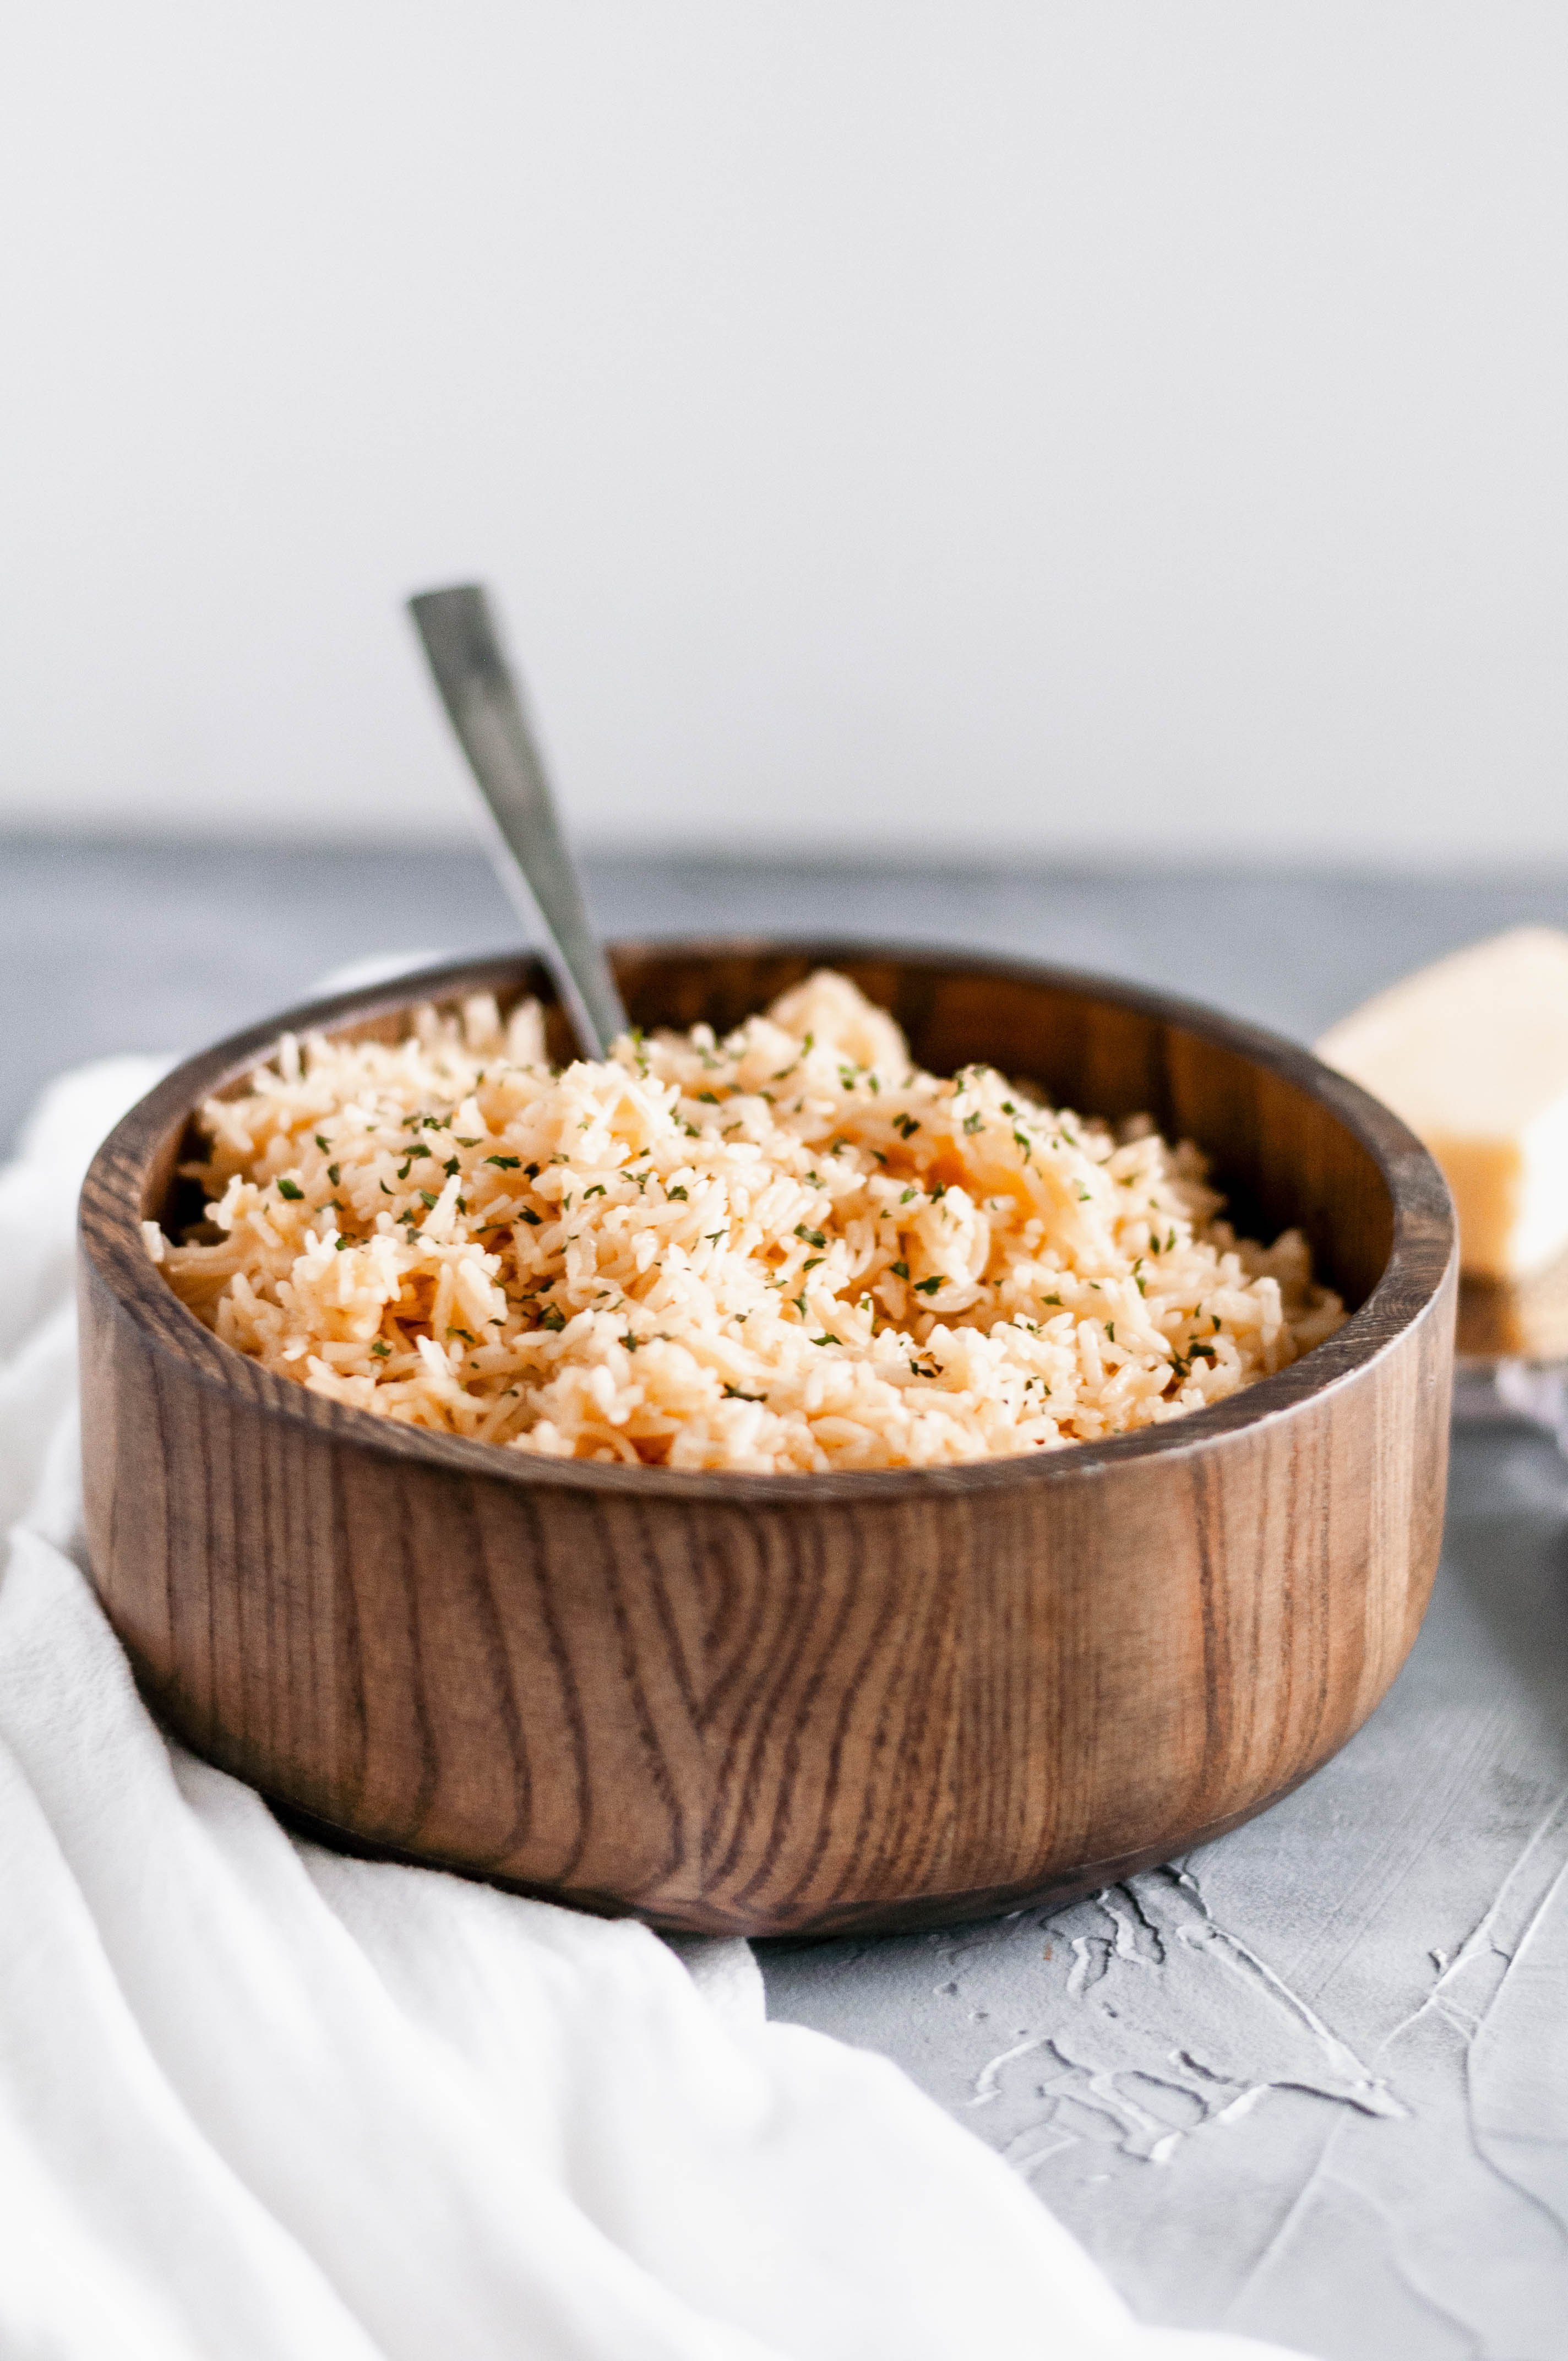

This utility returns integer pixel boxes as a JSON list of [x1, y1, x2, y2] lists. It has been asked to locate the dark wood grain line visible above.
[[1188, 1453, 1235, 1831], [729, 1514, 865, 1911], [692, 1505, 773, 1737], [591, 1498, 687, 1897], [515, 1488, 594, 1884], [699, 1515, 802, 1881], [812, 1520, 923, 1911], [389, 1473, 440, 1845], [450, 1478, 535, 1870], [327, 1445, 369, 1820], [634, 1499, 701, 1731], [705, 1516, 834, 1896], [837, 1527, 957, 1906]]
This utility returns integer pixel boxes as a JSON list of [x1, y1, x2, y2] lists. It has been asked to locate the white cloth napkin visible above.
[[0, 1057, 1302, 2361]]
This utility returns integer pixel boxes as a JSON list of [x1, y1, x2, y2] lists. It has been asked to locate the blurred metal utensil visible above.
[[407, 583, 628, 1059]]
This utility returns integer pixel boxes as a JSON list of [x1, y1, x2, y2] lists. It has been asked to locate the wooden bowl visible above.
[[78, 942, 1456, 1938]]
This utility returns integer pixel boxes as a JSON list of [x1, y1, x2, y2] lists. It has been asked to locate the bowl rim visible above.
[[80, 935, 1457, 1505]]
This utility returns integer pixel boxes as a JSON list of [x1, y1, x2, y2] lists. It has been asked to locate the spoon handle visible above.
[[407, 583, 629, 1060]]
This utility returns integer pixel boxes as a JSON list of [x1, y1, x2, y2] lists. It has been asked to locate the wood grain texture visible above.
[[78, 942, 1457, 1936]]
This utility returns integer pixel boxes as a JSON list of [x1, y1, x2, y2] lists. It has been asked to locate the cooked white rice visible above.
[[160, 971, 1346, 1473]]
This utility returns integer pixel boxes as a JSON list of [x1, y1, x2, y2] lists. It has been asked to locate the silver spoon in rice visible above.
[[407, 582, 629, 1060]]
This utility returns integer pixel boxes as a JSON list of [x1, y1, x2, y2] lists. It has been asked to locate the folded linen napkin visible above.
[[0, 1056, 1302, 2361]]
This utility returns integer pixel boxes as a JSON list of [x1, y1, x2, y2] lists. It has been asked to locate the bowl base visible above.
[[265, 1777, 1315, 1943]]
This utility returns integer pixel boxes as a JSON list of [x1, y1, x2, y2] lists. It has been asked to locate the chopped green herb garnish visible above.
[[276, 1177, 303, 1200]]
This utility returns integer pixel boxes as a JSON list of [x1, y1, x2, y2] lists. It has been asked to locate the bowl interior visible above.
[[612, 946, 1394, 1312], [148, 942, 1395, 1320]]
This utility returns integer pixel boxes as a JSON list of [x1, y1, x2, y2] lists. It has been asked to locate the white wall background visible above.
[[3, 3, 1567, 862]]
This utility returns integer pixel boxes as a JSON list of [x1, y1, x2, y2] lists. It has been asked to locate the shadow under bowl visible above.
[[78, 940, 1457, 1936]]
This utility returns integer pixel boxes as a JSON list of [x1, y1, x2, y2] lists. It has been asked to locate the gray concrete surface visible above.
[[8, 834, 1568, 2357]]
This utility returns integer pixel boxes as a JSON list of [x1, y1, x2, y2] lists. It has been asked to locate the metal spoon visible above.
[[407, 583, 628, 1059]]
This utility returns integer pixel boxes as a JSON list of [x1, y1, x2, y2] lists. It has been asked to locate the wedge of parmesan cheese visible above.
[[1317, 927, 1568, 1281]]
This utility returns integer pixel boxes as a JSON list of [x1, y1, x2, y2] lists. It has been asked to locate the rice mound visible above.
[[157, 971, 1346, 1474]]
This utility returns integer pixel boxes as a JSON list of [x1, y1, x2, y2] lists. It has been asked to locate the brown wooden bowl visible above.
[[78, 940, 1457, 1938]]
